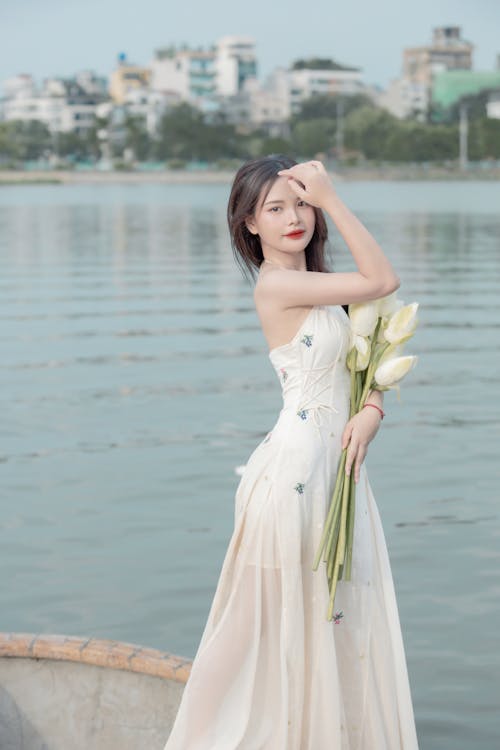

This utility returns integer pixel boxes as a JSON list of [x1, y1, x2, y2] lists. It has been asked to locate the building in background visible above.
[[378, 26, 474, 120], [219, 75, 289, 134], [109, 53, 151, 104], [122, 87, 180, 135], [149, 36, 257, 113], [215, 36, 257, 97], [487, 58, 500, 119], [285, 62, 364, 116], [487, 93, 500, 118], [220, 59, 367, 133], [1, 72, 107, 134], [150, 45, 217, 113], [432, 69, 500, 112], [1, 75, 42, 124], [404, 26, 473, 88]]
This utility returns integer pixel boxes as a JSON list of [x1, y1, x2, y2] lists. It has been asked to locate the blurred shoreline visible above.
[[1, 164, 500, 185]]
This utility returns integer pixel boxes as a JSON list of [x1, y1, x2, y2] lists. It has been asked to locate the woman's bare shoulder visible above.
[[253, 268, 313, 350]]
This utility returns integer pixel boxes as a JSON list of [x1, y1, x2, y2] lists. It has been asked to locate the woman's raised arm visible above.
[[257, 161, 400, 309]]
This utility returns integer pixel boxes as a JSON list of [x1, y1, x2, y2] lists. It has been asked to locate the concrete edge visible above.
[[0, 632, 191, 684], [1, 168, 499, 185]]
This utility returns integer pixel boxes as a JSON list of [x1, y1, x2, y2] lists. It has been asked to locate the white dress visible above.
[[164, 304, 419, 749]]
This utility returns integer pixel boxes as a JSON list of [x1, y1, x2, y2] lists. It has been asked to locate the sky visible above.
[[1, 0, 499, 95]]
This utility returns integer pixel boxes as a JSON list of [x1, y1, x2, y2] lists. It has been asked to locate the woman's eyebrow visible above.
[[263, 199, 284, 206]]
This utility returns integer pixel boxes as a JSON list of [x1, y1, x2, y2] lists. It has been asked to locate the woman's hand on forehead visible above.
[[277, 161, 336, 209]]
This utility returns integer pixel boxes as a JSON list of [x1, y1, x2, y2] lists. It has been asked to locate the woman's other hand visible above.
[[277, 160, 337, 210], [341, 406, 382, 484]]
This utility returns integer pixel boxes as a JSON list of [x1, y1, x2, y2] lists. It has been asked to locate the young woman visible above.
[[164, 156, 419, 749]]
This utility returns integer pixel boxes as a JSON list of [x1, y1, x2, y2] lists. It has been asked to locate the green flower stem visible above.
[[327, 561, 341, 621], [356, 370, 363, 405], [344, 475, 356, 580], [325, 492, 349, 620], [323, 484, 343, 563], [349, 363, 357, 419], [320, 479, 344, 567], [312, 450, 347, 570], [327, 541, 336, 579], [336, 465, 351, 565], [358, 355, 377, 407]]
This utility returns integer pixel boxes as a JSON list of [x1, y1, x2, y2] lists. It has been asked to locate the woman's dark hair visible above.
[[227, 154, 331, 280]]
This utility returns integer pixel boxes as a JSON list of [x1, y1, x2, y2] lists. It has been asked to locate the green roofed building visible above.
[[432, 70, 500, 109]]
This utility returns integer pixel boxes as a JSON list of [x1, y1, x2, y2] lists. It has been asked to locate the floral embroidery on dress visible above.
[[297, 409, 308, 420], [294, 482, 305, 494], [333, 611, 344, 624], [301, 333, 314, 348], [279, 368, 288, 382]]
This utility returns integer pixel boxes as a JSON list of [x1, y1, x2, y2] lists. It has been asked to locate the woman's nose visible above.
[[287, 206, 299, 222]]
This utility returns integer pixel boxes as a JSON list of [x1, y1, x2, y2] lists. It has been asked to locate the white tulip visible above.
[[348, 300, 379, 337], [376, 296, 405, 344], [356, 342, 371, 371], [376, 319, 387, 343], [347, 334, 368, 371], [378, 343, 404, 365], [374, 355, 418, 387], [354, 335, 371, 372], [352, 334, 368, 356], [384, 302, 419, 345], [378, 291, 404, 318]]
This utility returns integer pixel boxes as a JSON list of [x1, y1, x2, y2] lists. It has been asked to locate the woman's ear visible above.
[[245, 217, 258, 235]]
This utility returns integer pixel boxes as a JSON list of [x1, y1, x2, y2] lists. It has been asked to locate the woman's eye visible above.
[[269, 206, 281, 212]]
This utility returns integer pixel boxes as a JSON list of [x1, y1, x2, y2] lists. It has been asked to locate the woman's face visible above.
[[245, 175, 316, 260]]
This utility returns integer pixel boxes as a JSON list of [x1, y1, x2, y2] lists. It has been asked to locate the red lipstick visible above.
[[285, 230, 305, 239]]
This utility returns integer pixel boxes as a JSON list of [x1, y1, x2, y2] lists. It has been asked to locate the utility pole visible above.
[[336, 96, 344, 161], [459, 101, 468, 170]]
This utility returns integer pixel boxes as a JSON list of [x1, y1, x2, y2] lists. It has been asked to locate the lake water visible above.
[[1, 180, 499, 748]]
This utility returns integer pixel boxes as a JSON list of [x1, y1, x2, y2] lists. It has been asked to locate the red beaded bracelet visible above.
[[363, 403, 385, 419]]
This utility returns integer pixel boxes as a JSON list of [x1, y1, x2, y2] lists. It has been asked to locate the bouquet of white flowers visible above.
[[312, 292, 419, 620]]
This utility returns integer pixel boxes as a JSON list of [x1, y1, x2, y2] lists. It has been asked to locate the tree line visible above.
[[0, 92, 499, 166]]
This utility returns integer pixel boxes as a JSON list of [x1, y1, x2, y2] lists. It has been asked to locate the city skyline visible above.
[[1, 0, 499, 96]]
